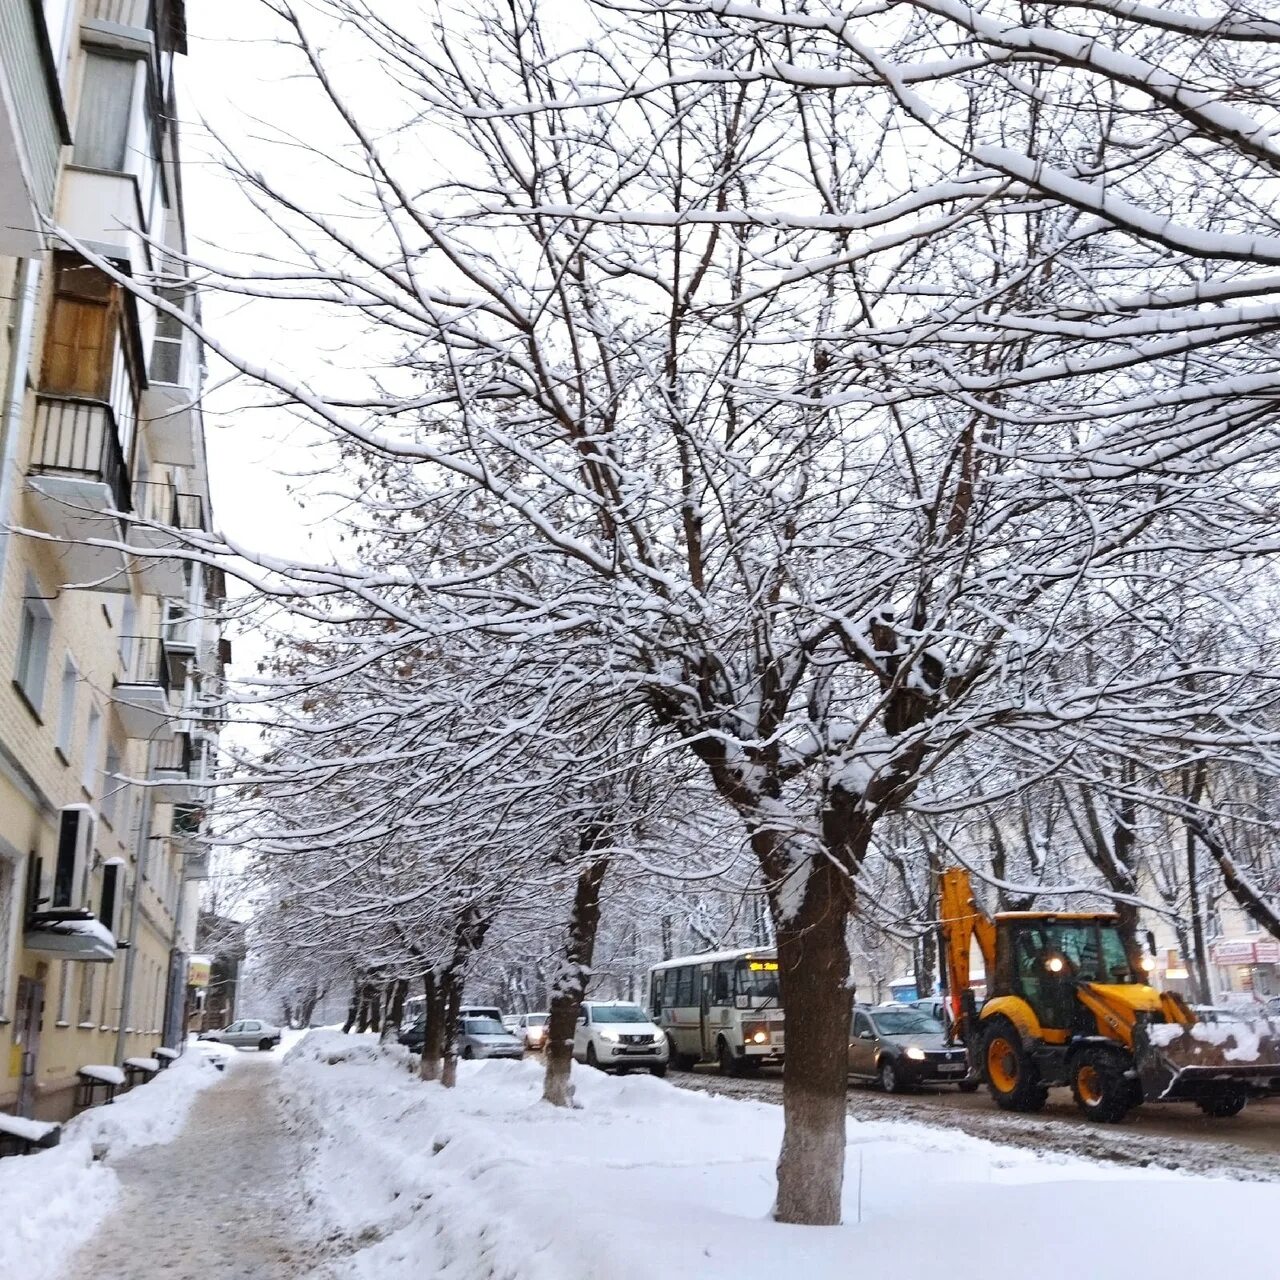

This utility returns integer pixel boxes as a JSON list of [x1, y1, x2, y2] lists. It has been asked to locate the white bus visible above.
[[649, 946, 784, 1074]]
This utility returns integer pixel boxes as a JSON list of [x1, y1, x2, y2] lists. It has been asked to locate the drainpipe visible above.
[[0, 257, 43, 597], [114, 784, 155, 1067]]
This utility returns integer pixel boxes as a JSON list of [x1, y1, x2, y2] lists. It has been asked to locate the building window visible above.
[[78, 963, 96, 1026], [75, 50, 138, 172], [82, 706, 103, 795], [119, 597, 136, 672], [15, 577, 53, 713], [0, 859, 13, 1014], [57, 960, 72, 1025], [102, 743, 122, 827], [55, 655, 77, 757]]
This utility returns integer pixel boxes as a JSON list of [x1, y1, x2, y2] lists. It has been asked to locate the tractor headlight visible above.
[[1046, 956, 1065, 974], [905, 1047, 926, 1061]]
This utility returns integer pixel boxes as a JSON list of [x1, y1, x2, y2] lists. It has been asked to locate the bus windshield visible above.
[[737, 960, 780, 1007]]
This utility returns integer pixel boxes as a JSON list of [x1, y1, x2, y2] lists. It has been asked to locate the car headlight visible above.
[[905, 1047, 925, 1061], [599, 1029, 620, 1042]]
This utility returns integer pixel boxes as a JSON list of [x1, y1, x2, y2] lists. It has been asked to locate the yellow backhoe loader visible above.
[[938, 867, 1280, 1121]]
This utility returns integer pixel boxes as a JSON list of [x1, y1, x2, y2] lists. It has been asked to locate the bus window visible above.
[[737, 960, 780, 1006], [712, 964, 731, 1004], [671, 967, 692, 1008]]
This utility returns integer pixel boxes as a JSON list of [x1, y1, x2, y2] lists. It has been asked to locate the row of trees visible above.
[[72, 0, 1280, 1227]]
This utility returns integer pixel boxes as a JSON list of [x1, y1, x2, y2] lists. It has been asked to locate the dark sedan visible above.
[[848, 1006, 977, 1093]]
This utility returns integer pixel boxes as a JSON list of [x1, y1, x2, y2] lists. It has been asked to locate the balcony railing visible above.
[[172, 803, 204, 838], [120, 635, 172, 695], [153, 730, 192, 774], [134, 481, 205, 528], [31, 396, 131, 513]]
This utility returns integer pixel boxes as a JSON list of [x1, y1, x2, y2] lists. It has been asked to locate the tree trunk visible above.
[[543, 857, 610, 1107], [773, 857, 852, 1226], [343, 986, 359, 1034], [441, 971, 462, 1089], [419, 973, 445, 1082]]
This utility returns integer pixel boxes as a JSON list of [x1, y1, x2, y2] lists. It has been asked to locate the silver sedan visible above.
[[198, 1018, 283, 1050]]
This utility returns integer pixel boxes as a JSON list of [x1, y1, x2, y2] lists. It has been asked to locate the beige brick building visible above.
[[1, 0, 221, 1121]]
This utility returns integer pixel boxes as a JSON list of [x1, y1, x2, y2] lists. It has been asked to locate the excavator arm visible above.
[[938, 867, 996, 1041]]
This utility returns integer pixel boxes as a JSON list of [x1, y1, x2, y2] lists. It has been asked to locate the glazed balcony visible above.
[[0, 0, 70, 254]]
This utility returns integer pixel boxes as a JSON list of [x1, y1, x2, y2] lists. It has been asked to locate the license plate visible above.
[[938, 1063, 965, 1074]]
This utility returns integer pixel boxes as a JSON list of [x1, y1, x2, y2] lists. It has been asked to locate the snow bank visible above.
[[280, 1031, 1278, 1280], [0, 1048, 222, 1280]]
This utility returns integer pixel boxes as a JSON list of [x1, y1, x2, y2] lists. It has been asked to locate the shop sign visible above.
[[188, 956, 211, 988], [1254, 940, 1280, 965], [1209, 939, 1256, 965]]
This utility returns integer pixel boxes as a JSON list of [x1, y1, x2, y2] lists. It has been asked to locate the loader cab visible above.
[[993, 914, 1140, 1031]]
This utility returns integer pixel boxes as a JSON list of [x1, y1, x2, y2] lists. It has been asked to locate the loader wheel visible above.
[[1070, 1046, 1134, 1123], [1196, 1094, 1247, 1118], [982, 1021, 1048, 1113]]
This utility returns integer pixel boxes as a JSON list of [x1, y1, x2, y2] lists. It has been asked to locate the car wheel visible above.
[[650, 1063, 668, 1078], [258, 1038, 274, 1052], [462, 1046, 475, 1060], [586, 1043, 604, 1071], [982, 1019, 1049, 1113], [879, 1057, 903, 1094], [1196, 1094, 1247, 1118]]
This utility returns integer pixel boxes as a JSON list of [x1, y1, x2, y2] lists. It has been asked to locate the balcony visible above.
[[0, 0, 70, 254], [113, 635, 175, 740], [127, 480, 205, 597], [141, 298, 199, 466], [172, 802, 206, 861], [150, 730, 209, 804], [25, 395, 132, 592], [84, 1, 187, 55], [58, 164, 152, 271]]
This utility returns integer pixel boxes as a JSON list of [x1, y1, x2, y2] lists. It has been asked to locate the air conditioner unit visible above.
[[51, 804, 95, 910]]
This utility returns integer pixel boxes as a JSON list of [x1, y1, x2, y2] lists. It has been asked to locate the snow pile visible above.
[[1148, 1023, 1184, 1047], [280, 1030, 1278, 1280], [0, 1048, 221, 1280], [1190, 1020, 1262, 1063]]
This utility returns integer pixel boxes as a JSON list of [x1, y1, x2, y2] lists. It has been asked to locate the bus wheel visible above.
[[717, 1039, 738, 1077]]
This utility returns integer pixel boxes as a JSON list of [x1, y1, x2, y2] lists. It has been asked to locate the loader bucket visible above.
[[1135, 1013, 1280, 1102]]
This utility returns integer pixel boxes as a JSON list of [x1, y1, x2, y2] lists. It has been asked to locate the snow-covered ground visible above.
[[0, 1046, 223, 1280], [283, 1032, 1278, 1279]]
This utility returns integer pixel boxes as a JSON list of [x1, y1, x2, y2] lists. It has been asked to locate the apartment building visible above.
[[0, 0, 222, 1121]]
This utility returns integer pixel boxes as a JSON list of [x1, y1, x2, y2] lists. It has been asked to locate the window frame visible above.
[[15, 577, 54, 714]]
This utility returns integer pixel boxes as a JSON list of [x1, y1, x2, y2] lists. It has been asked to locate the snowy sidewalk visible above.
[[62, 1054, 324, 1280]]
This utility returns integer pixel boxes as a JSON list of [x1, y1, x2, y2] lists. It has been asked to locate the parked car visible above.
[[457, 1016, 525, 1060], [574, 1001, 668, 1076], [517, 1011, 550, 1050], [848, 1006, 976, 1093], [397, 1015, 525, 1061], [198, 1018, 282, 1051], [458, 1005, 504, 1023]]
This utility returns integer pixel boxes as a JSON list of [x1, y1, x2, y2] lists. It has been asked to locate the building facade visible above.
[[0, 0, 221, 1121]]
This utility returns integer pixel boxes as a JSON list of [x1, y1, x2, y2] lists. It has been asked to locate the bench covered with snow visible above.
[[0, 1113, 61, 1158], [75, 1063, 125, 1108], [124, 1057, 161, 1088], [153, 1046, 180, 1065]]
